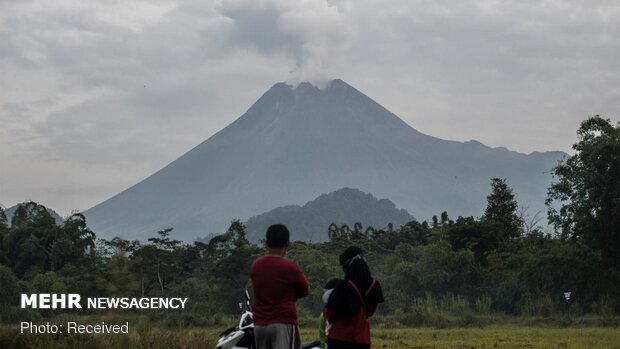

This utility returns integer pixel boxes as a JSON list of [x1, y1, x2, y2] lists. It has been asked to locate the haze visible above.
[[1, 0, 619, 216]]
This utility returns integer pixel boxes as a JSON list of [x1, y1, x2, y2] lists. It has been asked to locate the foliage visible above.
[[0, 266, 20, 306], [1, 197, 619, 322], [547, 116, 620, 270], [482, 178, 524, 242], [0, 117, 619, 321], [446, 217, 499, 264]]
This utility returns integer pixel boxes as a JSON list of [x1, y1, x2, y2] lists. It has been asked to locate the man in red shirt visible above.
[[251, 224, 309, 349]]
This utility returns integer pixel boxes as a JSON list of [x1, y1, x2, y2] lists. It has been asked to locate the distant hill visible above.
[[84, 79, 565, 241], [244, 187, 414, 242], [4, 203, 65, 226]]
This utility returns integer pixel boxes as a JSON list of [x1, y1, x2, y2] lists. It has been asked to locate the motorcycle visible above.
[[215, 290, 255, 349], [215, 290, 321, 349]]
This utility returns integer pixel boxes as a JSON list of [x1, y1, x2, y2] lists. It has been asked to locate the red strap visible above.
[[347, 279, 376, 315], [365, 279, 377, 298]]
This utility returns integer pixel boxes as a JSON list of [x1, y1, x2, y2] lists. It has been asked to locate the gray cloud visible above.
[[335, 0, 620, 150], [221, 0, 349, 83], [1, 0, 619, 215]]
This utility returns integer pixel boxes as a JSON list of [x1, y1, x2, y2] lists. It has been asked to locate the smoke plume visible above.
[[220, 0, 348, 84]]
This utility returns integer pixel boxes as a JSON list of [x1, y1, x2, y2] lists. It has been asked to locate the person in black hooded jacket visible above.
[[325, 246, 384, 349]]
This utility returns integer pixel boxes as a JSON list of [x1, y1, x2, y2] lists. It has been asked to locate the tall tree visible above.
[[0, 206, 7, 265], [147, 228, 181, 293], [547, 116, 620, 269], [440, 211, 449, 226], [0, 205, 7, 230], [5, 202, 60, 277], [351, 222, 364, 240], [482, 178, 523, 241], [328, 223, 340, 241], [206, 220, 261, 312]]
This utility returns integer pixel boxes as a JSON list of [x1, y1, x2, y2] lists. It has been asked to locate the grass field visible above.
[[2, 324, 620, 349], [361, 327, 620, 349]]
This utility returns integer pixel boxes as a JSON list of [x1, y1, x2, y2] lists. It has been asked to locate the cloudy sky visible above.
[[1, 0, 619, 216]]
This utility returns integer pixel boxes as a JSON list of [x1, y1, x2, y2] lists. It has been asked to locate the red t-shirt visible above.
[[251, 255, 309, 325]]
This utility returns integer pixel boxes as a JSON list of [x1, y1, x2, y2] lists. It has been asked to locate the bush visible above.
[[475, 295, 492, 314], [522, 293, 555, 317]]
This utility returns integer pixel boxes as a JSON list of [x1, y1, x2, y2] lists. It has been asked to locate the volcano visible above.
[[84, 79, 564, 241]]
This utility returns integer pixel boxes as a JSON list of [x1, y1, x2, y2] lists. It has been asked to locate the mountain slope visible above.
[[244, 187, 414, 242], [84, 79, 565, 241]]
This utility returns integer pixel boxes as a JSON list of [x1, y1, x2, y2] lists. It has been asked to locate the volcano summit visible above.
[[84, 79, 564, 241]]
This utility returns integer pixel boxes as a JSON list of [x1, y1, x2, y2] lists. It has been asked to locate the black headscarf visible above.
[[339, 246, 372, 294], [326, 246, 374, 319]]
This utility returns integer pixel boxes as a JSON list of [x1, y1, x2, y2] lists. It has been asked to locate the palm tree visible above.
[[328, 223, 340, 241]]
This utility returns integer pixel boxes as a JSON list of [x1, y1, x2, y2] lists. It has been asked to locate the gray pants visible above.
[[254, 323, 301, 349]]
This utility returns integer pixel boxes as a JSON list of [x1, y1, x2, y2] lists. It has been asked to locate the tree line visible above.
[[0, 116, 618, 323]]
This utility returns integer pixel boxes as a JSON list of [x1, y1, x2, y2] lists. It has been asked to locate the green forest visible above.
[[1, 116, 618, 327]]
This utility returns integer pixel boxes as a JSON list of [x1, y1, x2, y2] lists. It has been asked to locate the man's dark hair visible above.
[[265, 224, 290, 248]]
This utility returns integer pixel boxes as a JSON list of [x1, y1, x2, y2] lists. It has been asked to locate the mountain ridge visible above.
[[84, 79, 565, 241], [244, 187, 414, 242]]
